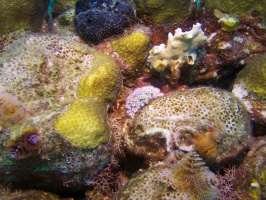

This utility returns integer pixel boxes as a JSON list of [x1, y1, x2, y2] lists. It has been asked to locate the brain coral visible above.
[[132, 0, 191, 25], [0, 0, 49, 35], [74, 0, 136, 44], [116, 150, 219, 200], [110, 31, 150, 76], [125, 87, 251, 165]]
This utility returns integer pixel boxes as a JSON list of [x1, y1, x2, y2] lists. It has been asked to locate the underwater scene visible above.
[[0, 0, 266, 199]]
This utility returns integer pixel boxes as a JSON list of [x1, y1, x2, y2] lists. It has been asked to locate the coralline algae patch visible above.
[[125, 87, 252, 165], [116, 151, 219, 200], [0, 34, 94, 113]]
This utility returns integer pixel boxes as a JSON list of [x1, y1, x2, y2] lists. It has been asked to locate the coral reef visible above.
[[116, 151, 219, 199], [74, 0, 136, 44], [232, 53, 266, 130], [192, 13, 266, 85], [147, 23, 207, 85], [55, 99, 110, 149], [0, 34, 94, 113], [125, 86, 163, 118], [124, 87, 251, 165], [110, 31, 150, 76], [233, 136, 266, 199], [0, 0, 49, 35], [131, 0, 191, 25], [0, 115, 114, 193], [205, 0, 266, 24]]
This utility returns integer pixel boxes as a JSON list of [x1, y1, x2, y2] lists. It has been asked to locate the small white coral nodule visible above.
[[147, 23, 207, 74]]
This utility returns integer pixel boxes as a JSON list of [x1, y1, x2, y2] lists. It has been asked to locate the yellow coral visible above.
[[76, 51, 122, 104], [110, 32, 150, 75], [55, 99, 110, 149]]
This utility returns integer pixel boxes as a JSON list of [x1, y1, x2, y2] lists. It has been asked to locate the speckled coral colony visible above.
[[0, 0, 266, 199]]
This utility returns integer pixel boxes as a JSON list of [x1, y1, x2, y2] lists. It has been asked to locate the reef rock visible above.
[[232, 53, 266, 135], [0, 0, 49, 35], [124, 87, 252, 166], [74, 0, 136, 44], [131, 0, 192, 25], [234, 136, 266, 199], [0, 33, 122, 193]]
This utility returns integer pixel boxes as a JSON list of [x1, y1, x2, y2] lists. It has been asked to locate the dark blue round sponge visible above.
[[74, 0, 136, 44]]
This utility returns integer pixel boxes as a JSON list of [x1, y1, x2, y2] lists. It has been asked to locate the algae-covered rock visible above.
[[232, 53, 266, 130], [234, 136, 266, 200], [0, 34, 94, 112], [132, 0, 191, 25], [206, 0, 266, 24], [125, 87, 252, 166], [111, 32, 150, 76], [0, 0, 49, 35], [55, 99, 110, 149], [0, 32, 122, 193]]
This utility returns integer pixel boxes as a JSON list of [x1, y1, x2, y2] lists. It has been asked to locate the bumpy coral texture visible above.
[[132, 0, 191, 24], [206, 0, 266, 24], [110, 31, 150, 75], [76, 51, 122, 104], [128, 87, 251, 162], [55, 99, 110, 149], [126, 86, 163, 118], [0, 0, 49, 35], [0, 34, 94, 111], [56, 51, 122, 148], [75, 0, 136, 44], [116, 151, 218, 200], [237, 53, 266, 100]]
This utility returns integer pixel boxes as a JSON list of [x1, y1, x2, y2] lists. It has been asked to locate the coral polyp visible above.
[[7, 126, 43, 159], [0, 93, 27, 126]]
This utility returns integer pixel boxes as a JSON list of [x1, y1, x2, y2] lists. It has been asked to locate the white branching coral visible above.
[[125, 86, 163, 118], [147, 23, 207, 79]]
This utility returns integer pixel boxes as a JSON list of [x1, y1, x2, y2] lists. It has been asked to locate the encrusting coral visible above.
[[110, 31, 150, 76], [147, 23, 207, 84], [116, 150, 219, 200], [55, 99, 110, 149], [124, 87, 251, 165]]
